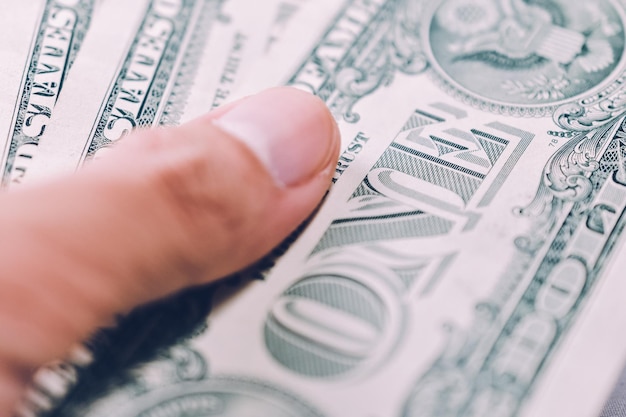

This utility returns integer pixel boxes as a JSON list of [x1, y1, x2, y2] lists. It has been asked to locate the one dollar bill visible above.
[[22, 1, 626, 417]]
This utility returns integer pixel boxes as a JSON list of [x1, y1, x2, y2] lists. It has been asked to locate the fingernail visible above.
[[212, 87, 338, 186]]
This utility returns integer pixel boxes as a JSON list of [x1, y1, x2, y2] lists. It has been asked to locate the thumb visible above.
[[0, 87, 340, 411]]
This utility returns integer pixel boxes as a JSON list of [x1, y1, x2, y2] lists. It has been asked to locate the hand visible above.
[[0, 87, 340, 415]]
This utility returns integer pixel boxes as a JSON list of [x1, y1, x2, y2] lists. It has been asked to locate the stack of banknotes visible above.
[[6, 0, 626, 416]]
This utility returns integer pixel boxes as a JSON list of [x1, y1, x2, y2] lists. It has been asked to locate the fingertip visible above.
[[201, 87, 340, 187]]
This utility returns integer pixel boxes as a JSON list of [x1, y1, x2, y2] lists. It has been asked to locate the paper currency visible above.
[[0, 1, 45, 179], [12, 1, 626, 417], [23, 0, 218, 179], [181, 0, 278, 123], [216, 2, 626, 416], [0, 0, 95, 188], [266, 0, 309, 52]]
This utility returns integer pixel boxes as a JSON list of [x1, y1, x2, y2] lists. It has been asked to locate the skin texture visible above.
[[0, 87, 340, 415]]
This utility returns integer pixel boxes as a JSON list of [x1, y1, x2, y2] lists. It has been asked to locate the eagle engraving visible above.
[[437, 0, 616, 73]]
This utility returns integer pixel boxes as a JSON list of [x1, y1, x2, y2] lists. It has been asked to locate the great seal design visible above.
[[423, 0, 626, 115]]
